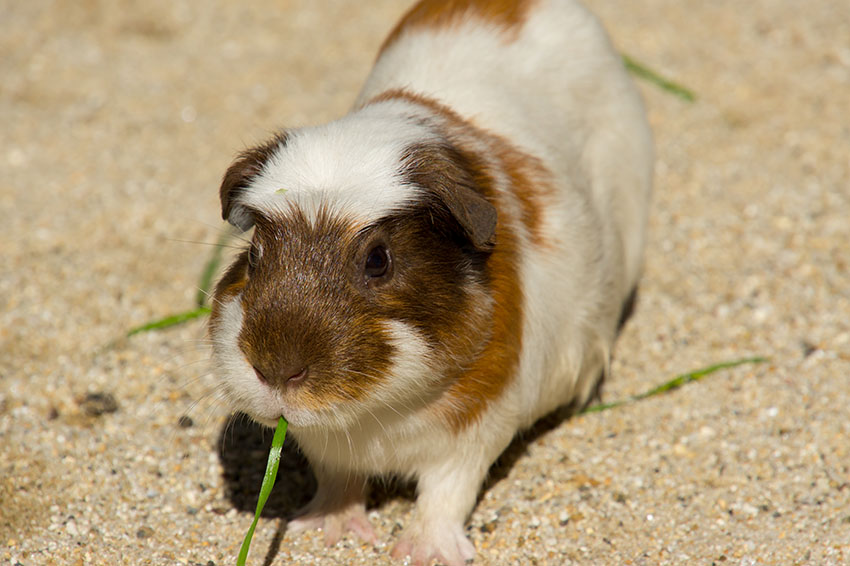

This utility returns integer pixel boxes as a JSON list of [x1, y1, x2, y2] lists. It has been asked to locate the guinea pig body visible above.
[[209, 1, 652, 564]]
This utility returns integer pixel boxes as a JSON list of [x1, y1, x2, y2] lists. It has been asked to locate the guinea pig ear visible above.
[[438, 183, 497, 249], [219, 132, 288, 231], [402, 142, 497, 249]]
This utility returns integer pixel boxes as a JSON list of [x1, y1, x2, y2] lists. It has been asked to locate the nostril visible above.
[[253, 366, 268, 384], [285, 367, 308, 385]]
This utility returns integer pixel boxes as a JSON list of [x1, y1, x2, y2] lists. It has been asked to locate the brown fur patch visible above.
[[374, 88, 553, 431], [494, 144, 552, 246], [380, 0, 536, 55], [235, 209, 395, 412], [438, 207, 524, 432], [375, 206, 494, 382]]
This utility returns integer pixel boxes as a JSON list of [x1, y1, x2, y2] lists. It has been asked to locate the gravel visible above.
[[2, 1, 848, 565]]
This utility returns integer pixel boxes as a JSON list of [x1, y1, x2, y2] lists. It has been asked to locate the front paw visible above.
[[391, 522, 475, 566], [288, 500, 377, 546]]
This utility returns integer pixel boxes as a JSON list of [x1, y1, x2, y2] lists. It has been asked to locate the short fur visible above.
[[209, 1, 652, 564]]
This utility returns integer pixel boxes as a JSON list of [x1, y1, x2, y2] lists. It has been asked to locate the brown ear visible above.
[[219, 132, 287, 231], [401, 141, 497, 249]]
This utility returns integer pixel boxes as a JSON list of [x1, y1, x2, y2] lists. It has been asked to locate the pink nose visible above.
[[253, 365, 308, 386]]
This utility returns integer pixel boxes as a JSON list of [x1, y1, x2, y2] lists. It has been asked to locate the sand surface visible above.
[[2, 1, 848, 564]]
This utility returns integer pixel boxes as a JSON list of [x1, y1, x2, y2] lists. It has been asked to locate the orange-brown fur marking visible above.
[[369, 88, 550, 431], [496, 146, 553, 247], [379, 0, 536, 56], [439, 210, 523, 432]]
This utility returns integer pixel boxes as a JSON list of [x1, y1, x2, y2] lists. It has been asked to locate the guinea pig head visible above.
[[209, 130, 498, 431]]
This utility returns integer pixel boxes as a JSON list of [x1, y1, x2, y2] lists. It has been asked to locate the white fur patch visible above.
[[209, 296, 284, 426], [358, 319, 437, 429], [236, 103, 441, 226]]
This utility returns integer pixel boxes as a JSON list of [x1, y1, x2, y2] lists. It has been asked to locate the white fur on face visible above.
[[235, 103, 441, 226], [209, 296, 283, 428], [361, 319, 436, 422]]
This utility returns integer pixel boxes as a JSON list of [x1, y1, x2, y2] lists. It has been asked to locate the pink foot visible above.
[[288, 501, 377, 546], [391, 522, 475, 566]]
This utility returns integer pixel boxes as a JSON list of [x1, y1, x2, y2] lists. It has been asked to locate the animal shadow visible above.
[[217, 414, 316, 518], [217, 414, 419, 517], [217, 399, 589, 520]]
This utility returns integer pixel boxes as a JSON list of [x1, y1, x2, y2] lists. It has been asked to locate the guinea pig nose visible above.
[[252, 364, 308, 386]]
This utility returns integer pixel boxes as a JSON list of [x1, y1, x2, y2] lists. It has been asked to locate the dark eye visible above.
[[364, 245, 390, 279]]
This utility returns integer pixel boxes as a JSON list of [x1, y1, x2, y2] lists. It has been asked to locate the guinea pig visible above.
[[209, 0, 652, 564]]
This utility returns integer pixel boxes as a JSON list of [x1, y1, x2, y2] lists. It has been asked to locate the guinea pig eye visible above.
[[364, 245, 391, 280]]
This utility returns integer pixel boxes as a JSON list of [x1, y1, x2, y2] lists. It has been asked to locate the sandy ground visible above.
[[2, 1, 849, 565]]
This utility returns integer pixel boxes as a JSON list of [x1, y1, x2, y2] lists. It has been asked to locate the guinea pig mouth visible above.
[[242, 368, 344, 429]]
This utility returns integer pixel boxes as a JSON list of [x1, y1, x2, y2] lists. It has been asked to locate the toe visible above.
[[346, 514, 378, 544], [286, 514, 323, 533]]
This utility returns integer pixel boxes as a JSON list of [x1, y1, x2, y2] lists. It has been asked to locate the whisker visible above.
[[165, 237, 245, 250]]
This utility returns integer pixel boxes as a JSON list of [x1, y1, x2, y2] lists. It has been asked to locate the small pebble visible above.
[[65, 519, 79, 537], [480, 519, 498, 534], [78, 392, 119, 416]]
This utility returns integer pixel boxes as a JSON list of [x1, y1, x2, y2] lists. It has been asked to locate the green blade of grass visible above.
[[582, 357, 767, 414], [127, 227, 231, 337], [196, 228, 234, 308], [238, 416, 288, 566], [580, 398, 628, 414], [126, 306, 211, 337], [631, 356, 768, 401], [623, 54, 696, 102]]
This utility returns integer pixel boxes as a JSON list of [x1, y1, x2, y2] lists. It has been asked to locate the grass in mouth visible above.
[[237, 416, 288, 566]]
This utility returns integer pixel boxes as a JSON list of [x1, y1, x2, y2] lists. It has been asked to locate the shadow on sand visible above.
[[217, 400, 584, 564]]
